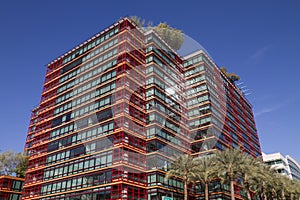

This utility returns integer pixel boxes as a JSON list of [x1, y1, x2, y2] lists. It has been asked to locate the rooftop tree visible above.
[[130, 16, 184, 50], [220, 67, 240, 83]]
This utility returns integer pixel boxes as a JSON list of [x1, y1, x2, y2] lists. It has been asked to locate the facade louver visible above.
[[23, 18, 261, 200]]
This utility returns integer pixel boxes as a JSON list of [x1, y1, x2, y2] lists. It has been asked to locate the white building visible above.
[[262, 152, 300, 181]]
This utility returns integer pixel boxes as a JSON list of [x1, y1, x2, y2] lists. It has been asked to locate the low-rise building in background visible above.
[[0, 176, 24, 200], [263, 152, 300, 181]]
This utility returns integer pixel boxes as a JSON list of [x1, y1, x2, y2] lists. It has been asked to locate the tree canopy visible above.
[[165, 154, 198, 200], [13, 153, 29, 178], [153, 23, 184, 51], [130, 16, 145, 27], [130, 16, 184, 51], [220, 67, 240, 83], [0, 150, 28, 178], [166, 149, 300, 200]]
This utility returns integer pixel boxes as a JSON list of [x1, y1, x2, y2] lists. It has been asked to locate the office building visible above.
[[263, 152, 300, 181], [23, 17, 261, 200]]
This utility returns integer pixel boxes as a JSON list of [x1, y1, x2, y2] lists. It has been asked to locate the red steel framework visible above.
[[0, 176, 24, 200], [23, 18, 262, 200], [23, 18, 149, 199]]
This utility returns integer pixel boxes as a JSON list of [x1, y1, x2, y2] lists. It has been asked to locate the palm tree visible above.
[[193, 155, 217, 200], [250, 163, 275, 200], [273, 174, 288, 199], [275, 175, 300, 200], [165, 154, 198, 200], [293, 180, 300, 200], [260, 168, 289, 200], [239, 156, 262, 200], [282, 176, 295, 200], [258, 165, 300, 200], [284, 178, 298, 200], [214, 148, 247, 200]]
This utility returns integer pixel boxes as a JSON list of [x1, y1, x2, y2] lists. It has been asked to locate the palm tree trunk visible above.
[[244, 183, 251, 200], [281, 190, 285, 200], [230, 180, 235, 200], [246, 189, 251, 200], [272, 189, 277, 200], [205, 182, 209, 200], [262, 192, 267, 200], [184, 181, 188, 200], [261, 183, 267, 200]]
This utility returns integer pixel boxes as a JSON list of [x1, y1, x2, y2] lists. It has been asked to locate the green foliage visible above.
[[193, 156, 218, 200], [153, 23, 184, 51], [250, 163, 278, 199], [215, 148, 247, 200], [0, 150, 28, 177], [130, 16, 184, 50], [220, 67, 240, 83], [165, 149, 300, 200], [0, 150, 18, 175], [239, 156, 263, 200], [165, 154, 198, 200], [193, 156, 217, 183], [13, 153, 29, 178], [166, 154, 197, 182], [214, 148, 246, 181], [130, 16, 145, 27]]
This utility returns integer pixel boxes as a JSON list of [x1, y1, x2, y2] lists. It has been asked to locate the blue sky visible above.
[[0, 0, 299, 161]]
